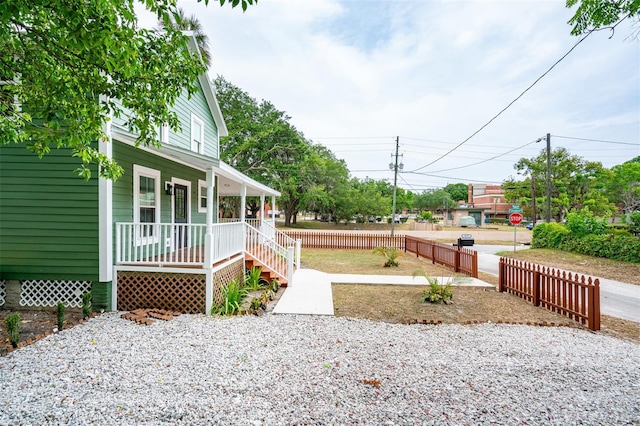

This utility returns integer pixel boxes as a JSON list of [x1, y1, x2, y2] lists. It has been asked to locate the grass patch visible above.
[[301, 248, 452, 276], [303, 248, 640, 344]]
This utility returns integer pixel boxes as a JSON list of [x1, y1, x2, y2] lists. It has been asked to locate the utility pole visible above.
[[545, 133, 551, 223], [531, 174, 537, 225], [390, 136, 399, 236]]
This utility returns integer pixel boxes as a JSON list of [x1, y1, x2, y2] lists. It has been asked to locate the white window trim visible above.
[[198, 179, 207, 214], [191, 114, 205, 154], [133, 165, 161, 246]]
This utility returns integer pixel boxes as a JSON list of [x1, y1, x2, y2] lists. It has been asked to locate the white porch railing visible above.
[[116, 223, 206, 265], [244, 223, 292, 283], [115, 221, 297, 284], [116, 222, 244, 266], [259, 220, 301, 268], [219, 217, 261, 228]]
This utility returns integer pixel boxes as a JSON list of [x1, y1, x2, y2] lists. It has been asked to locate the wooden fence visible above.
[[283, 232, 405, 250], [498, 257, 600, 330], [405, 236, 478, 278]]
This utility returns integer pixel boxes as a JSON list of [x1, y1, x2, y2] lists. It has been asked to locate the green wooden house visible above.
[[0, 35, 298, 314]]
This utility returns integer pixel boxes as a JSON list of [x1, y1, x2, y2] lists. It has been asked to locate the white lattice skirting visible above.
[[20, 280, 92, 308], [0, 280, 5, 306]]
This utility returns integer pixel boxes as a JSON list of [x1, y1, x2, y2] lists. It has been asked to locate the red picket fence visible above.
[[405, 236, 478, 278], [498, 257, 600, 330], [282, 231, 405, 250]]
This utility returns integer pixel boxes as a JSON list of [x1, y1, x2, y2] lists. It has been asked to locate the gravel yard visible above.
[[1, 313, 638, 425]]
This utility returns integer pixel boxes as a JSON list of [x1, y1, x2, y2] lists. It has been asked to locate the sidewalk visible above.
[[273, 269, 494, 316]]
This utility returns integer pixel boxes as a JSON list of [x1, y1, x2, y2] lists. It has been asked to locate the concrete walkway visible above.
[[273, 268, 494, 316]]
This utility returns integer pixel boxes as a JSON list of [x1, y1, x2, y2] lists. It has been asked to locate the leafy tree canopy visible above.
[[1, 0, 255, 180], [566, 0, 640, 36], [443, 183, 468, 202]]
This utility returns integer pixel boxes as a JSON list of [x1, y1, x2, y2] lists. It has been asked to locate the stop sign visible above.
[[509, 212, 523, 225]]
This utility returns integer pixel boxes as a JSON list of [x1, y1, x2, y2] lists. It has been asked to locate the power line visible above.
[[408, 29, 594, 173], [551, 135, 639, 146], [416, 138, 544, 174]]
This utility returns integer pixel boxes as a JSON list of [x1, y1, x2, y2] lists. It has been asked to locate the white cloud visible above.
[[141, 0, 640, 190]]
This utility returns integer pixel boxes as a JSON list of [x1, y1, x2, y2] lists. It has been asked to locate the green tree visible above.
[[605, 157, 640, 219], [443, 183, 468, 202], [159, 7, 212, 67], [413, 189, 453, 212], [1, 0, 254, 180], [214, 76, 317, 225], [514, 147, 608, 222], [567, 0, 640, 36]]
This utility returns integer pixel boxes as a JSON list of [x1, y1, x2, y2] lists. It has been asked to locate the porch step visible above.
[[245, 254, 288, 287]]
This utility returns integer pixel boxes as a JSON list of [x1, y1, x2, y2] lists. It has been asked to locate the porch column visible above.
[[260, 194, 265, 223], [240, 183, 247, 222], [204, 167, 216, 315]]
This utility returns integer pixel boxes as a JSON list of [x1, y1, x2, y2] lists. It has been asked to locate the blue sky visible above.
[[139, 0, 639, 191]]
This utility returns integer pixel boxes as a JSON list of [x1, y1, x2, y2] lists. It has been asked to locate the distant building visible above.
[[467, 184, 510, 220]]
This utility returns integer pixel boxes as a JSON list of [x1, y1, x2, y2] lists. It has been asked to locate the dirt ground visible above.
[[0, 309, 86, 356]]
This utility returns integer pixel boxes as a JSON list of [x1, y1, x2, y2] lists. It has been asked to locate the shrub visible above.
[[211, 279, 247, 316], [4, 313, 20, 348], [565, 207, 609, 238], [56, 302, 65, 330], [81, 292, 92, 318], [421, 278, 453, 305], [245, 266, 268, 291], [420, 211, 433, 222], [413, 270, 454, 304], [532, 222, 569, 248], [628, 212, 640, 236], [372, 246, 402, 267], [270, 279, 280, 293]]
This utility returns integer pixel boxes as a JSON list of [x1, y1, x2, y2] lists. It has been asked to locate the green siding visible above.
[[0, 144, 100, 281], [112, 140, 217, 225], [111, 81, 220, 160], [92, 281, 112, 311]]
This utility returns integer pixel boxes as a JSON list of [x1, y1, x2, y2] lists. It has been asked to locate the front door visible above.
[[174, 183, 188, 249]]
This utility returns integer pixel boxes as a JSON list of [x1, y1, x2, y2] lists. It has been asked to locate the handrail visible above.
[[244, 222, 293, 283], [259, 220, 301, 267]]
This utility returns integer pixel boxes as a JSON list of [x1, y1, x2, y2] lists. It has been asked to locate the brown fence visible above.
[[283, 231, 405, 250], [498, 257, 600, 330], [405, 236, 478, 278]]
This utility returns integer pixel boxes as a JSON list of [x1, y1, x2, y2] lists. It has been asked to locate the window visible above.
[[191, 114, 204, 154], [198, 179, 207, 213], [133, 165, 161, 244]]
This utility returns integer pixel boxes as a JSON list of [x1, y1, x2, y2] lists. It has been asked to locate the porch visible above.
[[113, 220, 301, 314]]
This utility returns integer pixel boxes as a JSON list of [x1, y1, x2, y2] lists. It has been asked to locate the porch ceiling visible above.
[[157, 143, 280, 198], [111, 130, 280, 198]]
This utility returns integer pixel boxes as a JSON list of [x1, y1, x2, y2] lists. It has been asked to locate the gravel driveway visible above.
[[1, 313, 638, 425]]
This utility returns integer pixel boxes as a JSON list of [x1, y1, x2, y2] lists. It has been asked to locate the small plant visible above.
[[259, 289, 274, 307], [413, 270, 454, 305], [81, 291, 92, 318], [211, 279, 247, 316], [249, 297, 262, 311], [372, 246, 402, 267], [4, 313, 20, 348], [245, 266, 268, 291], [56, 302, 65, 330], [270, 279, 280, 293]]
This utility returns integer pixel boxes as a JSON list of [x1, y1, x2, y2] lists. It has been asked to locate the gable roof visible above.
[[184, 33, 228, 138]]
